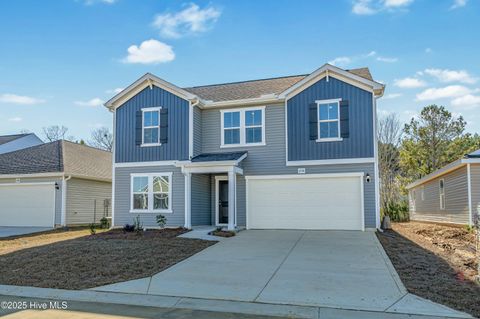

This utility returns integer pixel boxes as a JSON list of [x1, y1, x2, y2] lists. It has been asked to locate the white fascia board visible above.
[[105, 73, 199, 110], [114, 161, 178, 168], [462, 158, 480, 164], [0, 172, 64, 179], [286, 158, 375, 166], [245, 172, 365, 180], [279, 64, 385, 99]]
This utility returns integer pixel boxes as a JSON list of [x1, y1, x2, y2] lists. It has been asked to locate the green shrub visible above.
[[89, 223, 97, 235], [100, 217, 109, 229], [156, 214, 167, 228], [384, 200, 410, 222]]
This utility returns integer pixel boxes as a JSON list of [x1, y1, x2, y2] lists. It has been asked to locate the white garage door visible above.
[[247, 174, 364, 230], [0, 183, 55, 227]]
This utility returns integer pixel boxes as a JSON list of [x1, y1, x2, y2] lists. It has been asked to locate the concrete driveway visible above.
[[0, 227, 52, 238], [96, 230, 406, 311]]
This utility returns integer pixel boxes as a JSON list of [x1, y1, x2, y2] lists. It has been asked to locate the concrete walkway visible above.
[[0, 226, 52, 238], [91, 230, 471, 318]]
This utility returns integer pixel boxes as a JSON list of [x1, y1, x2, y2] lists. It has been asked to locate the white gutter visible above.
[[467, 163, 473, 226], [61, 175, 72, 227]]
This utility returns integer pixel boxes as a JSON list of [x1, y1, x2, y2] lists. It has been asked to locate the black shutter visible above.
[[160, 108, 168, 144], [340, 100, 349, 138], [308, 102, 318, 140], [135, 110, 142, 146]]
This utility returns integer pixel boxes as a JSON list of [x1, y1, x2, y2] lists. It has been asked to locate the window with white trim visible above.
[[221, 107, 265, 147], [411, 190, 416, 210], [317, 100, 340, 141], [142, 107, 160, 145], [131, 173, 172, 213], [439, 179, 445, 210], [421, 186, 425, 201]]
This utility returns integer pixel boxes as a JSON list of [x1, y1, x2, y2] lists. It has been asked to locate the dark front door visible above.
[[218, 180, 229, 224]]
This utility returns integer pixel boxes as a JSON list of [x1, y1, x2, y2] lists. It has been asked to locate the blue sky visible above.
[[0, 0, 479, 141]]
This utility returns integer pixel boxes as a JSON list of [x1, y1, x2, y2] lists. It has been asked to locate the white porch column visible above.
[[184, 172, 192, 229], [227, 170, 236, 231]]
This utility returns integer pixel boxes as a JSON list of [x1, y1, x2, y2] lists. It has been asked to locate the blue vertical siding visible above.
[[287, 77, 374, 161], [115, 86, 190, 162]]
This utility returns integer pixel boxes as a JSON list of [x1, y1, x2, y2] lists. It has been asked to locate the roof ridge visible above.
[[184, 74, 308, 89]]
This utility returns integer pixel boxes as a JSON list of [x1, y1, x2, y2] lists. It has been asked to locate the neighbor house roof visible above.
[[0, 133, 29, 145], [407, 150, 480, 189], [183, 68, 374, 102], [0, 140, 112, 181]]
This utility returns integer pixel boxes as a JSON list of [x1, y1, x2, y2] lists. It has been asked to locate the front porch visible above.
[[179, 151, 247, 231]]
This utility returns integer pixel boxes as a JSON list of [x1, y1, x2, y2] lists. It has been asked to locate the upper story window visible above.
[[131, 172, 172, 213], [439, 179, 445, 210], [316, 99, 341, 142], [221, 106, 265, 147], [142, 107, 161, 146]]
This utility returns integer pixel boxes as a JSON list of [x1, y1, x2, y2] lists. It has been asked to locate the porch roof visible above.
[[191, 151, 247, 163]]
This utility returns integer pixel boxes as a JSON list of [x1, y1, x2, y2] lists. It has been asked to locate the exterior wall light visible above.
[[55, 182, 60, 190], [366, 173, 371, 183]]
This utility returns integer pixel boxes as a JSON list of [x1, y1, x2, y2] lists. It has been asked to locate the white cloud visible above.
[[328, 56, 352, 66], [352, 0, 414, 15], [8, 117, 22, 122], [377, 56, 398, 63], [106, 88, 124, 94], [75, 97, 105, 107], [424, 68, 477, 84], [0, 94, 45, 105], [383, 93, 403, 99], [451, 94, 480, 109], [123, 39, 175, 65], [152, 3, 221, 38], [416, 85, 471, 101], [394, 77, 427, 88], [450, 0, 467, 9]]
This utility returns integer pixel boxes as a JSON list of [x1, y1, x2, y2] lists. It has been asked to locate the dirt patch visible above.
[[0, 228, 216, 290], [377, 221, 480, 318]]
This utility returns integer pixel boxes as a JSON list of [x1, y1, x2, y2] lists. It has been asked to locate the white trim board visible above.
[[245, 172, 365, 180], [286, 158, 375, 166], [215, 176, 229, 227], [114, 161, 178, 168]]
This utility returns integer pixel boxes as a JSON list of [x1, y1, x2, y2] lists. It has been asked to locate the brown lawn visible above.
[[0, 228, 216, 290], [377, 221, 480, 318]]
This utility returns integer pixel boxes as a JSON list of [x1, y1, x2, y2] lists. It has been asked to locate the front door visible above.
[[217, 179, 229, 225]]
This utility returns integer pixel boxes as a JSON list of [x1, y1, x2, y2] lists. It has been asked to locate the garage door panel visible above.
[[0, 184, 55, 227], [247, 176, 363, 230]]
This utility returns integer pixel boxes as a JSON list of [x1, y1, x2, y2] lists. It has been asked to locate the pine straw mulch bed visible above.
[[377, 221, 480, 318], [0, 228, 216, 290]]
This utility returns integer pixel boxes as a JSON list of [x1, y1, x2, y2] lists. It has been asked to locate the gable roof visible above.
[[0, 140, 112, 181], [0, 133, 29, 146], [104, 65, 383, 109], [467, 149, 480, 158]]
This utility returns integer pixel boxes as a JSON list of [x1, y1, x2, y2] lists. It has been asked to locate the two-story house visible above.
[[104, 63, 384, 231]]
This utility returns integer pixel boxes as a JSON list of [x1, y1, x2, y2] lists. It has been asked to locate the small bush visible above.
[[89, 223, 97, 235], [123, 224, 135, 232], [133, 215, 143, 235], [384, 200, 410, 222], [100, 217, 109, 229], [156, 214, 167, 228]]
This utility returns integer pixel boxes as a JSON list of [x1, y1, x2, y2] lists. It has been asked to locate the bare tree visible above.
[[89, 127, 113, 151], [42, 125, 69, 142], [378, 113, 403, 219]]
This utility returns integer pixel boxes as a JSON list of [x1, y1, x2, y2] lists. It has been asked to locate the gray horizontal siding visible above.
[[66, 178, 111, 225], [115, 86, 189, 163], [471, 164, 480, 219], [410, 166, 470, 224], [287, 77, 374, 161], [114, 166, 185, 227], [193, 105, 202, 157], [0, 177, 63, 226], [191, 174, 211, 225]]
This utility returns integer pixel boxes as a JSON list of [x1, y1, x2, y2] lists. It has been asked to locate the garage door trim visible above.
[[0, 182, 56, 228], [245, 172, 365, 231]]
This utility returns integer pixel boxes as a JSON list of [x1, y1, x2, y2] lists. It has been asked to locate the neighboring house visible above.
[[0, 140, 112, 228], [0, 133, 43, 154], [407, 150, 480, 226], [105, 63, 385, 231]]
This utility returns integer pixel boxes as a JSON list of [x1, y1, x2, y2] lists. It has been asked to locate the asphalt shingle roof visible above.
[[191, 151, 247, 162], [183, 68, 373, 102], [0, 134, 29, 146], [0, 140, 112, 180], [467, 149, 480, 158]]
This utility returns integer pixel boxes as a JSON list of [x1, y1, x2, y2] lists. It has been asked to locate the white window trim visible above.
[[315, 98, 343, 143], [130, 172, 173, 213], [141, 107, 162, 147], [439, 178, 446, 210], [411, 190, 416, 210], [220, 106, 266, 148]]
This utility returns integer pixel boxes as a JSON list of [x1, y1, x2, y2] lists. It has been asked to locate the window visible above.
[[221, 107, 265, 147], [411, 190, 416, 210], [316, 99, 341, 142], [142, 107, 160, 146], [421, 186, 425, 201], [439, 179, 445, 210], [131, 173, 172, 213]]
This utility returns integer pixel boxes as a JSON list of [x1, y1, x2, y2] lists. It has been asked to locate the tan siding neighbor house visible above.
[[407, 149, 480, 225]]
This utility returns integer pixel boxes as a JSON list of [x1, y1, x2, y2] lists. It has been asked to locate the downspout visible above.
[[61, 175, 72, 227], [467, 163, 473, 226], [373, 95, 381, 230]]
